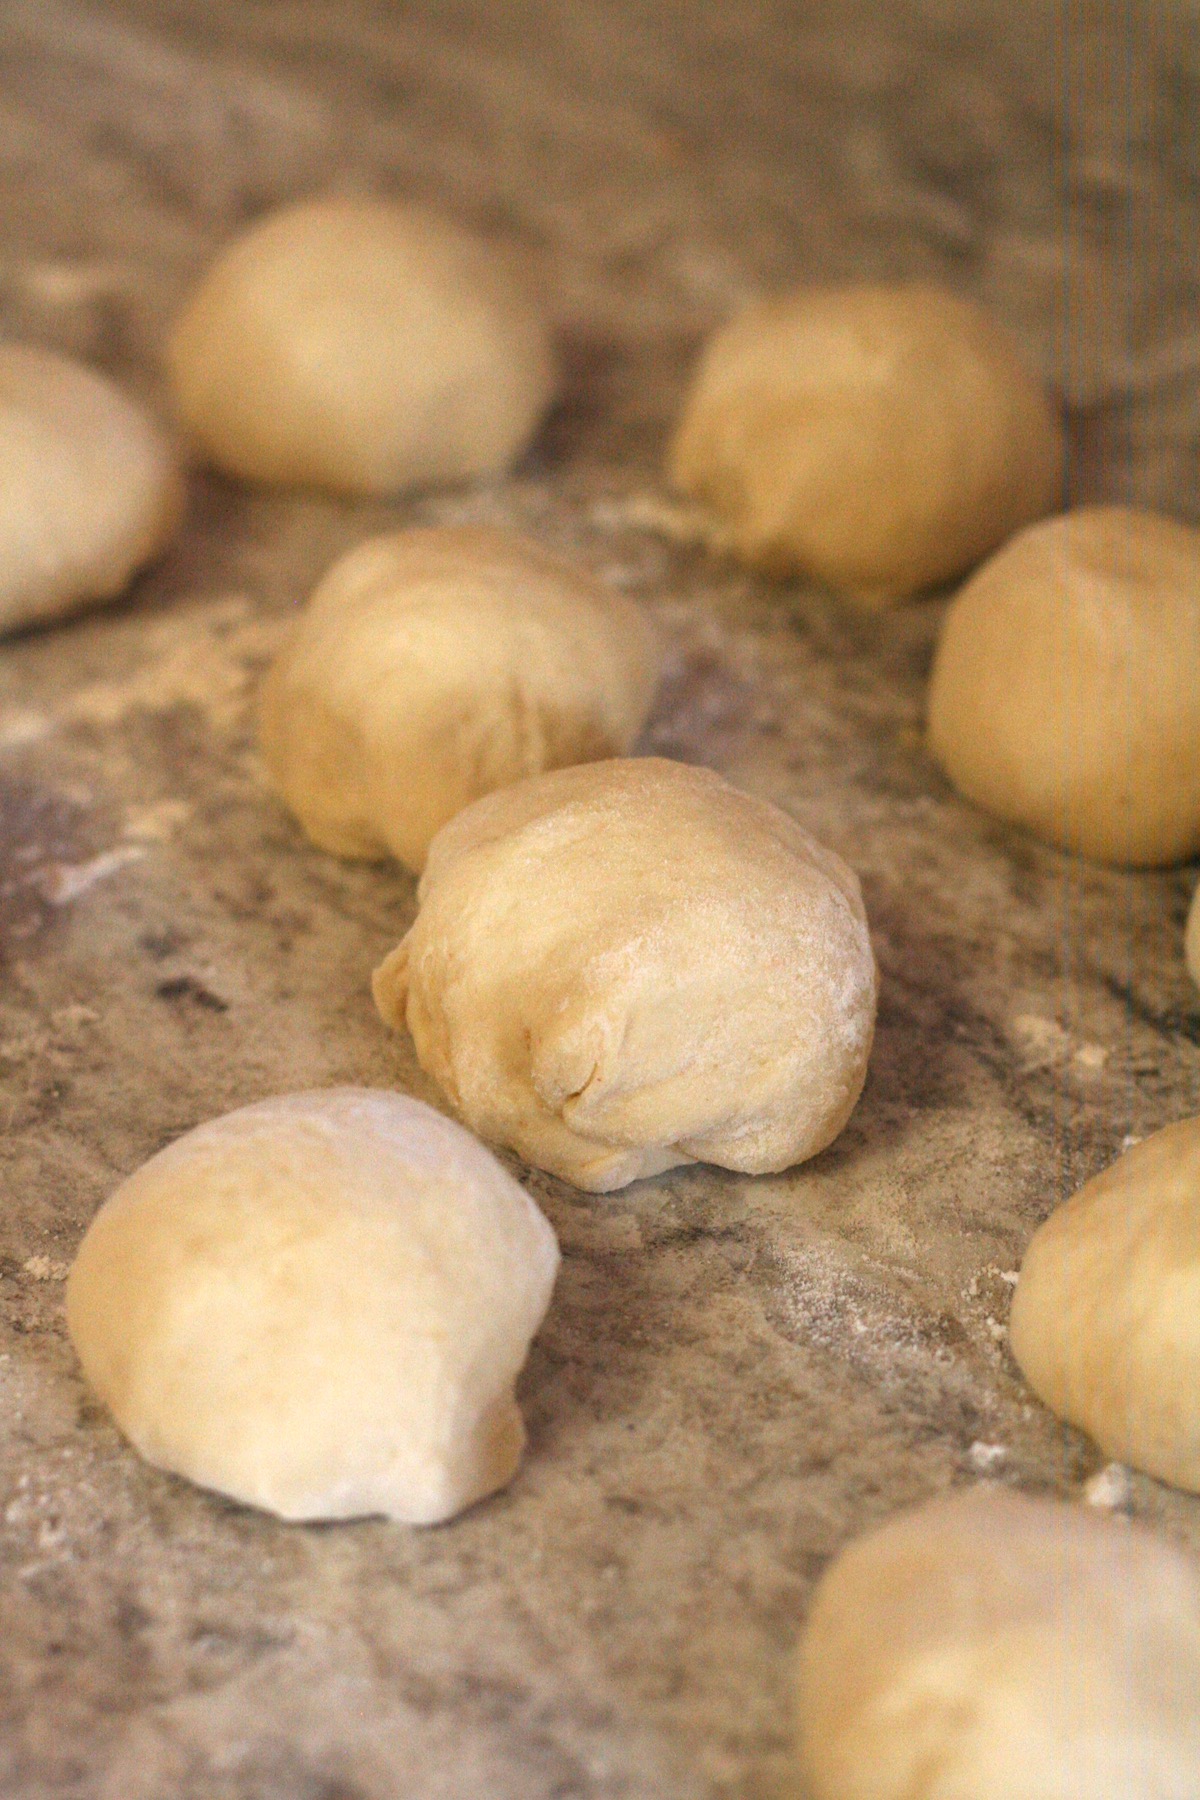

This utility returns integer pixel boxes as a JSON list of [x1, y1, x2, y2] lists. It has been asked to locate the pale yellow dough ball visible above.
[[166, 197, 556, 494], [1009, 1116, 1200, 1493], [373, 757, 877, 1193], [66, 1089, 560, 1524], [258, 526, 662, 872], [0, 344, 182, 636], [795, 1487, 1200, 1800], [928, 506, 1200, 866], [668, 283, 1063, 602]]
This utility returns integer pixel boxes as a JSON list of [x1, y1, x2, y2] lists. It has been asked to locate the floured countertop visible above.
[[1, 3, 1199, 1796]]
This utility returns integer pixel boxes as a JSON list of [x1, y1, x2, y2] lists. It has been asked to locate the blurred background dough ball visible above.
[[0, 343, 182, 637], [927, 506, 1200, 866], [373, 757, 877, 1192], [795, 1487, 1200, 1800], [66, 1089, 560, 1525], [165, 196, 557, 495], [1009, 1116, 1200, 1493], [259, 525, 661, 872], [667, 283, 1063, 602]]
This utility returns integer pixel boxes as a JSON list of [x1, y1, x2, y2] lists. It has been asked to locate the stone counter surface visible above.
[[1, 3, 1198, 1796]]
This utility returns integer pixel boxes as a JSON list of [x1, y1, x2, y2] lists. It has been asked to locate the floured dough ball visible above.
[[928, 506, 1200, 866], [66, 1089, 559, 1524], [1009, 1117, 1200, 1493], [373, 757, 876, 1192], [0, 344, 182, 636], [166, 197, 556, 494], [259, 525, 661, 872], [795, 1486, 1200, 1800], [1186, 885, 1200, 991], [668, 284, 1062, 602]]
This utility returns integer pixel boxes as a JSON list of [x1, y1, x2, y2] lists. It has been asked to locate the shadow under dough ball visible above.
[[165, 196, 557, 495], [258, 525, 662, 872], [927, 505, 1200, 866], [1009, 1116, 1200, 1494], [667, 283, 1063, 602], [66, 1090, 559, 1524], [373, 757, 877, 1193], [794, 1486, 1200, 1800], [0, 343, 182, 636]]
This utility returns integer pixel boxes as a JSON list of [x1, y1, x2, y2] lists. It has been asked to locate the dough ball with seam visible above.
[[795, 1486, 1200, 1800], [668, 283, 1063, 602], [258, 525, 662, 872], [66, 1088, 560, 1525], [1009, 1116, 1200, 1494], [166, 196, 556, 495], [373, 756, 877, 1193], [0, 343, 182, 636]]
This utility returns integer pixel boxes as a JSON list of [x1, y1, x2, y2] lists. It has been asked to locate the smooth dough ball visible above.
[[1009, 1117, 1200, 1493], [667, 284, 1063, 602], [165, 197, 556, 494], [1186, 886, 1200, 991], [373, 757, 877, 1193], [0, 344, 182, 636], [928, 506, 1200, 866], [258, 525, 662, 872], [795, 1486, 1200, 1800], [65, 1089, 559, 1524]]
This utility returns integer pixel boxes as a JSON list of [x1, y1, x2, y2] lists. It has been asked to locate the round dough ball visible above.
[[795, 1486, 1200, 1800], [0, 344, 182, 636], [1009, 1116, 1200, 1493], [667, 284, 1063, 602], [1186, 885, 1200, 991], [66, 1089, 559, 1524], [373, 757, 877, 1193], [165, 197, 556, 495], [258, 525, 662, 872], [928, 506, 1200, 866]]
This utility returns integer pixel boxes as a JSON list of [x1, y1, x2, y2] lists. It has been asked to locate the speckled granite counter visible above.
[[1, 3, 1198, 1796]]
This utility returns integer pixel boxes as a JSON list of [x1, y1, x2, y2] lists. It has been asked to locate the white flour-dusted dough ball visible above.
[[373, 758, 877, 1193], [928, 507, 1200, 867], [1010, 1117, 1200, 1493], [66, 1089, 559, 1524], [0, 344, 182, 636], [795, 1487, 1200, 1800], [1187, 886, 1200, 991], [166, 197, 556, 495], [259, 526, 661, 872], [668, 284, 1062, 603]]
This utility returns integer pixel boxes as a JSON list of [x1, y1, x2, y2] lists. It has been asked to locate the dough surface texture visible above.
[[0, 343, 182, 636], [259, 525, 661, 872], [1009, 1116, 1200, 1493], [927, 506, 1200, 866], [795, 1486, 1200, 1800], [667, 283, 1062, 602], [66, 1089, 559, 1524], [373, 757, 877, 1193], [166, 196, 556, 494], [1187, 885, 1200, 991]]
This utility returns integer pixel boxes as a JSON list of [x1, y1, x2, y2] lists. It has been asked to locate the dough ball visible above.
[[1186, 886, 1200, 991], [0, 344, 182, 636], [66, 1089, 559, 1524], [166, 197, 556, 495], [373, 757, 877, 1193], [258, 525, 662, 872], [928, 506, 1200, 866], [1009, 1116, 1200, 1493], [795, 1486, 1200, 1800], [667, 284, 1062, 602]]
